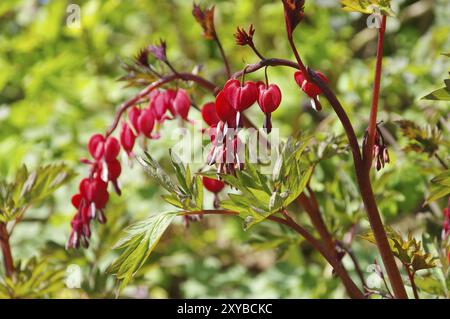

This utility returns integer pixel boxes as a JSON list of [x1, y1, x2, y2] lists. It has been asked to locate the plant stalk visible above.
[[309, 70, 408, 299], [0, 223, 14, 277], [364, 15, 387, 170]]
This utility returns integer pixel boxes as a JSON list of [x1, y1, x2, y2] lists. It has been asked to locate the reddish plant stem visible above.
[[341, 244, 366, 288], [278, 211, 364, 299], [287, 35, 310, 81], [364, 15, 387, 170], [0, 223, 14, 277], [248, 42, 265, 60], [180, 209, 364, 299], [297, 193, 336, 259], [214, 35, 231, 78], [404, 265, 419, 299], [232, 58, 299, 79], [308, 70, 407, 299]]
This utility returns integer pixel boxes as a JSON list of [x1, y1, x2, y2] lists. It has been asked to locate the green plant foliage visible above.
[[426, 170, 450, 203], [136, 151, 203, 211], [0, 164, 75, 222], [361, 227, 438, 272], [0, 257, 65, 298], [396, 120, 444, 157], [107, 211, 177, 290], [0, 0, 449, 299], [202, 138, 313, 229]]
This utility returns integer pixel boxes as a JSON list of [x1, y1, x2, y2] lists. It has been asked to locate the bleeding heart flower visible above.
[[120, 122, 136, 156], [151, 91, 170, 122], [258, 84, 282, 114], [223, 79, 258, 112], [202, 102, 220, 126], [138, 108, 155, 138], [103, 137, 121, 162], [128, 106, 141, 134], [257, 83, 282, 134], [215, 89, 237, 123], [106, 159, 122, 182], [71, 193, 83, 209], [202, 176, 225, 193], [294, 70, 328, 111], [88, 134, 105, 160], [172, 89, 191, 120]]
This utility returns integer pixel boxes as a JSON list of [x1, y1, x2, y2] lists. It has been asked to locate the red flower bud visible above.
[[201, 102, 220, 126], [120, 122, 136, 156], [173, 89, 191, 120], [104, 137, 120, 162], [138, 108, 155, 138], [88, 134, 105, 160], [202, 176, 225, 193]]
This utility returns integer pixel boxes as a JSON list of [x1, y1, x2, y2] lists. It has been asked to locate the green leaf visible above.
[[421, 75, 450, 101], [136, 152, 180, 195], [0, 164, 75, 223], [426, 185, 450, 204], [169, 149, 189, 194], [426, 170, 450, 204], [414, 275, 446, 296], [108, 212, 177, 289], [341, 0, 395, 16], [0, 257, 65, 298]]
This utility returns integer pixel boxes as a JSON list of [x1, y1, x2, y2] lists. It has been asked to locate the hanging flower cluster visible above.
[[68, 135, 121, 249], [203, 77, 282, 175], [67, 88, 191, 249]]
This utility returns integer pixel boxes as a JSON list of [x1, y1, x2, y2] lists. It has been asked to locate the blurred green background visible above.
[[0, 0, 449, 298]]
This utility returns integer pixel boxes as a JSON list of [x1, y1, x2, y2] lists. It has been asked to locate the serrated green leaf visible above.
[[137, 152, 180, 195], [161, 194, 184, 209], [108, 212, 177, 289]]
